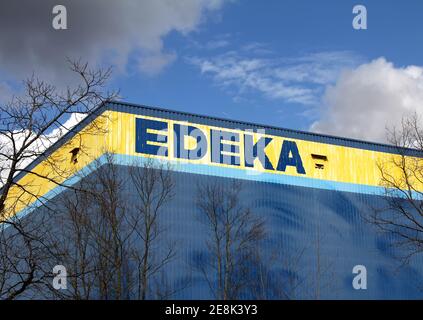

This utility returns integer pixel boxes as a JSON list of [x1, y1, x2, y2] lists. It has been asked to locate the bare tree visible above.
[[195, 180, 265, 300], [46, 182, 97, 299], [129, 158, 176, 300], [0, 59, 116, 217], [0, 215, 51, 299], [44, 155, 177, 300], [369, 112, 423, 264], [91, 154, 130, 299], [309, 222, 338, 300], [0, 60, 116, 299], [250, 249, 287, 300], [47, 153, 133, 300], [252, 239, 338, 300], [63, 191, 96, 300]]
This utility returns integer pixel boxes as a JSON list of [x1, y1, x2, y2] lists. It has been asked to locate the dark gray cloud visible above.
[[0, 0, 226, 86]]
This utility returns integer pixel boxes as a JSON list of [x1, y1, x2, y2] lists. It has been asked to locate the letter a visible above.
[[52, 5, 68, 30], [352, 265, 367, 290], [53, 265, 67, 290], [352, 5, 367, 30]]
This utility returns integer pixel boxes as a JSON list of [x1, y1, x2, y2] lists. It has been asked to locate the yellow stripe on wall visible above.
[[5, 110, 422, 218], [109, 111, 422, 188]]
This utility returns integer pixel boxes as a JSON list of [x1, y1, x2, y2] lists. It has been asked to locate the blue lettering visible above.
[[135, 118, 168, 156], [211, 129, 240, 166], [244, 135, 274, 170], [276, 140, 305, 174], [174, 124, 207, 160]]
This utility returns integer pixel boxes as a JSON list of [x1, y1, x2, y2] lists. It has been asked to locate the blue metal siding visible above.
[[52, 165, 422, 299]]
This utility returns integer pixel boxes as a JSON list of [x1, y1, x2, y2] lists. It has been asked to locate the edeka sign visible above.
[[135, 117, 306, 175]]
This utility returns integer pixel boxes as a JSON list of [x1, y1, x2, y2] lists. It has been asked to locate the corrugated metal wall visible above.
[[66, 165, 422, 299], [14, 102, 423, 299]]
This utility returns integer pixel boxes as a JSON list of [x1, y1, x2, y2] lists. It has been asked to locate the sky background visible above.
[[1, 0, 423, 143]]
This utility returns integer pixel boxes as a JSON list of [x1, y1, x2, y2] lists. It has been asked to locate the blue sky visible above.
[[1, 0, 423, 143], [110, 0, 423, 137]]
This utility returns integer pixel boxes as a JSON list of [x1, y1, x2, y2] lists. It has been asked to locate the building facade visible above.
[[7, 101, 423, 299]]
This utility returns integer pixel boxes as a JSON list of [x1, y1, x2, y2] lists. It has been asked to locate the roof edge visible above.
[[4, 99, 423, 191], [107, 100, 423, 156]]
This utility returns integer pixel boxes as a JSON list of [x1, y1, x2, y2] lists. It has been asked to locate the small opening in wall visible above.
[[315, 163, 325, 169], [311, 154, 328, 161], [311, 154, 327, 170], [70, 147, 80, 164]]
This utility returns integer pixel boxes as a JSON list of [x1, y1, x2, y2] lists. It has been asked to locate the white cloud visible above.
[[311, 58, 423, 144], [205, 39, 231, 50], [137, 51, 177, 75], [0, 113, 86, 185], [189, 50, 362, 105], [187, 33, 232, 51]]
